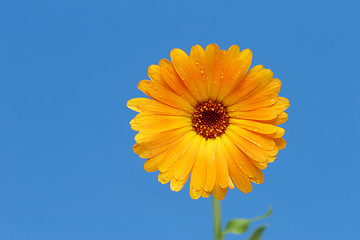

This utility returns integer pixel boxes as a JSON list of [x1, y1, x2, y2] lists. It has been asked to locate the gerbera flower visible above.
[[127, 44, 289, 200]]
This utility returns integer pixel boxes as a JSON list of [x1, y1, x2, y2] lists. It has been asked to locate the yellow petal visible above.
[[158, 166, 175, 184], [190, 188, 202, 200], [221, 133, 264, 184], [144, 153, 167, 172], [221, 138, 253, 193], [158, 131, 197, 173], [228, 177, 235, 189], [227, 124, 276, 150], [201, 190, 211, 198], [259, 78, 282, 95], [189, 45, 208, 101], [274, 137, 287, 150], [252, 161, 268, 170], [224, 130, 269, 162], [134, 126, 192, 148], [227, 45, 240, 59], [229, 119, 284, 137], [214, 138, 230, 188], [133, 142, 173, 159], [227, 94, 278, 112], [130, 113, 191, 134], [224, 68, 273, 106], [174, 134, 202, 181], [204, 139, 216, 192], [213, 183, 227, 200], [133, 127, 192, 158], [170, 176, 189, 192], [127, 98, 190, 116], [148, 65, 171, 90], [159, 59, 198, 107], [217, 49, 253, 102], [211, 50, 228, 100], [274, 112, 288, 125], [228, 99, 288, 121], [203, 43, 221, 100], [170, 49, 203, 102], [278, 97, 290, 110], [190, 138, 207, 191], [137, 80, 194, 113]]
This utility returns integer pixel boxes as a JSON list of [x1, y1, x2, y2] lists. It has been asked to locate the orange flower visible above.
[[127, 44, 289, 200]]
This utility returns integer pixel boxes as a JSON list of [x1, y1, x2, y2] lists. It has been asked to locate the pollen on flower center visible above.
[[192, 100, 230, 139]]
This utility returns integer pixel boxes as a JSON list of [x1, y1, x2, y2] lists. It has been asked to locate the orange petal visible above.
[[264, 112, 288, 125], [274, 137, 287, 150], [137, 80, 194, 113], [211, 50, 229, 100], [158, 131, 197, 173], [159, 59, 198, 107], [221, 133, 264, 184], [259, 78, 282, 95], [213, 183, 227, 200], [227, 45, 241, 60], [203, 44, 221, 100], [170, 175, 189, 192], [144, 153, 167, 172], [158, 166, 175, 184], [189, 45, 208, 101], [227, 94, 278, 112], [221, 138, 253, 193], [170, 49, 203, 102], [229, 119, 284, 137], [190, 138, 207, 191], [190, 188, 203, 200], [127, 98, 190, 116], [224, 68, 273, 106], [130, 113, 191, 134], [201, 190, 211, 198], [252, 161, 268, 170], [227, 124, 276, 150], [228, 99, 288, 121], [133, 127, 192, 158], [134, 126, 192, 147], [174, 134, 202, 181], [224, 130, 269, 163], [133, 141, 174, 159], [148, 65, 172, 90], [214, 138, 230, 188], [217, 49, 253, 102], [203, 139, 216, 192]]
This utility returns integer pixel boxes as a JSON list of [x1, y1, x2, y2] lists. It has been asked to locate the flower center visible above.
[[192, 100, 230, 139]]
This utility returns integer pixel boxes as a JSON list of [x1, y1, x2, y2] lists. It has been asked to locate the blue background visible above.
[[1, 0, 359, 239]]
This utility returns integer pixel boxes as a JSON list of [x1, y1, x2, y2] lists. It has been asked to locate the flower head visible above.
[[127, 44, 289, 200]]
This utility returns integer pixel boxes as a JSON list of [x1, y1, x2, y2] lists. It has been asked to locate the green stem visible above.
[[212, 194, 223, 240]]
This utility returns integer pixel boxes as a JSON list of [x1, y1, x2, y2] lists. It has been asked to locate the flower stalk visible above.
[[212, 195, 223, 240]]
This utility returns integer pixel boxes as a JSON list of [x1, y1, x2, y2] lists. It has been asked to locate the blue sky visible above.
[[1, 0, 359, 239]]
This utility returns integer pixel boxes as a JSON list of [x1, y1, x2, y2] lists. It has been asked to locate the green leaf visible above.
[[247, 225, 267, 240], [222, 206, 272, 236]]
